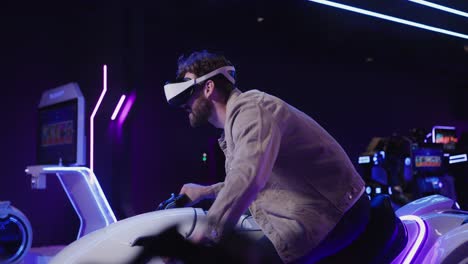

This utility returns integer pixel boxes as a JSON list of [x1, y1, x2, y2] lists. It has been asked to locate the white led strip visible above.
[[307, 0, 468, 40]]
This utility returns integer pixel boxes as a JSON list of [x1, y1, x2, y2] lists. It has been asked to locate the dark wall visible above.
[[0, 1, 467, 246], [0, 2, 141, 245]]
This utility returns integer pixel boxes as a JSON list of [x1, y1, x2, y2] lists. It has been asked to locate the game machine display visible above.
[[432, 126, 458, 152], [430, 126, 468, 208], [358, 126, 467, 208], [411, 143, 450, 198], [358, 136, 413, 206], [411, 126, 465, 203], [22, 83, 116, 263]]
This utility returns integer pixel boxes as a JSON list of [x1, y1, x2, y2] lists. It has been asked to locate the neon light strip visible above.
[[111, 95, 126, 120], [409, 0, 468, 18], [433, 126, 456, 129], [358, 156, 370, 164], [450, 159, 468, 164], [399, 215, 427, 264], [117, 92, 136, 126], [306, 0, 468, 40], [44, 166, 89, 172], [90, 65, 108, 172], [450, 154, 467, 160], [449, 154, 467, 164]]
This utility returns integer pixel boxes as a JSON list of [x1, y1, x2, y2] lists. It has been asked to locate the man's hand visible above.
[[188, 219, 218, 247], [179, 183, 213, 206]]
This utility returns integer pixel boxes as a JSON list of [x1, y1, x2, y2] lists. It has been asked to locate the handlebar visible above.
[[156, 193, 190, 210]]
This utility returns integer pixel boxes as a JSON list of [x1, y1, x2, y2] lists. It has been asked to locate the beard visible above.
[[189, 95, 213, 128]]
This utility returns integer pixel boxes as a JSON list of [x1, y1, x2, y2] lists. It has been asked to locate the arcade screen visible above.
[[37, 99, 78, 165], [434, 128, 458, 151], [412, 147, 444, 173]]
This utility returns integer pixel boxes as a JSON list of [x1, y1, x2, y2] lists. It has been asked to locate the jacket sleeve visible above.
[[206, 100, 282, 240], [208, 182, 225, 198]]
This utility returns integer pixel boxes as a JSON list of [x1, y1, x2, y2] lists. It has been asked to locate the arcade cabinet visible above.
[[359, 126, 466, 208], [20, 83, 116, 263]]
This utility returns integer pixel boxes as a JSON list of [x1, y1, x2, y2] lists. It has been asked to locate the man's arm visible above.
[[209, 182, 225, 197], [206, 101, 282, 240]]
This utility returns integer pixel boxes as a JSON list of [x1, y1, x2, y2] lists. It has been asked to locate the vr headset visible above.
[[164, 66, 236, 107]]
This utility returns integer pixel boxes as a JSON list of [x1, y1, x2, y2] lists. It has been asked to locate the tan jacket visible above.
[[207, 89, 365, 263]]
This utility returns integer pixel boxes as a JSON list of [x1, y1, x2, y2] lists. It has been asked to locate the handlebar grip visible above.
[[156, 193, 190, 210]]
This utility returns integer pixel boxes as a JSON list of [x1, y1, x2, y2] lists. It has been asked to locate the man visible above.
[[163, 50, 370, 263]]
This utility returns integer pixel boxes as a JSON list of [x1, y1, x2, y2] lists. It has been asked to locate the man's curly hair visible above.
[[176, 50, 235, 103]]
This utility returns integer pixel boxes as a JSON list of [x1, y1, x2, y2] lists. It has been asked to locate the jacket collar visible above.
[[218, 88, 242, 153], [225, 88, 242, 113]]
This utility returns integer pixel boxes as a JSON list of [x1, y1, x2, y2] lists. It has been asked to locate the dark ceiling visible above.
[[2, 0, 467, 70]]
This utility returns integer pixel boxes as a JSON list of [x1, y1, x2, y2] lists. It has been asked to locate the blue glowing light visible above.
[[306, 0, 468, 40], [375, 187, 382, 194], [409, 0, 468, 18], [366, 186, 372, 194], [405, 157, 412, 166], [379, 151, 385, 159]]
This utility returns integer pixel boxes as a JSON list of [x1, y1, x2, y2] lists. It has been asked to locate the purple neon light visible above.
[[90, 65, 108, 172], [117, 92, 136, 126], [111, 95, 126, 120], [399, 215, 427, 264]]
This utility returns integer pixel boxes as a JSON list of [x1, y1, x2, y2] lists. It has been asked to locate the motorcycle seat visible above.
[[319, 194, 407, 264]]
